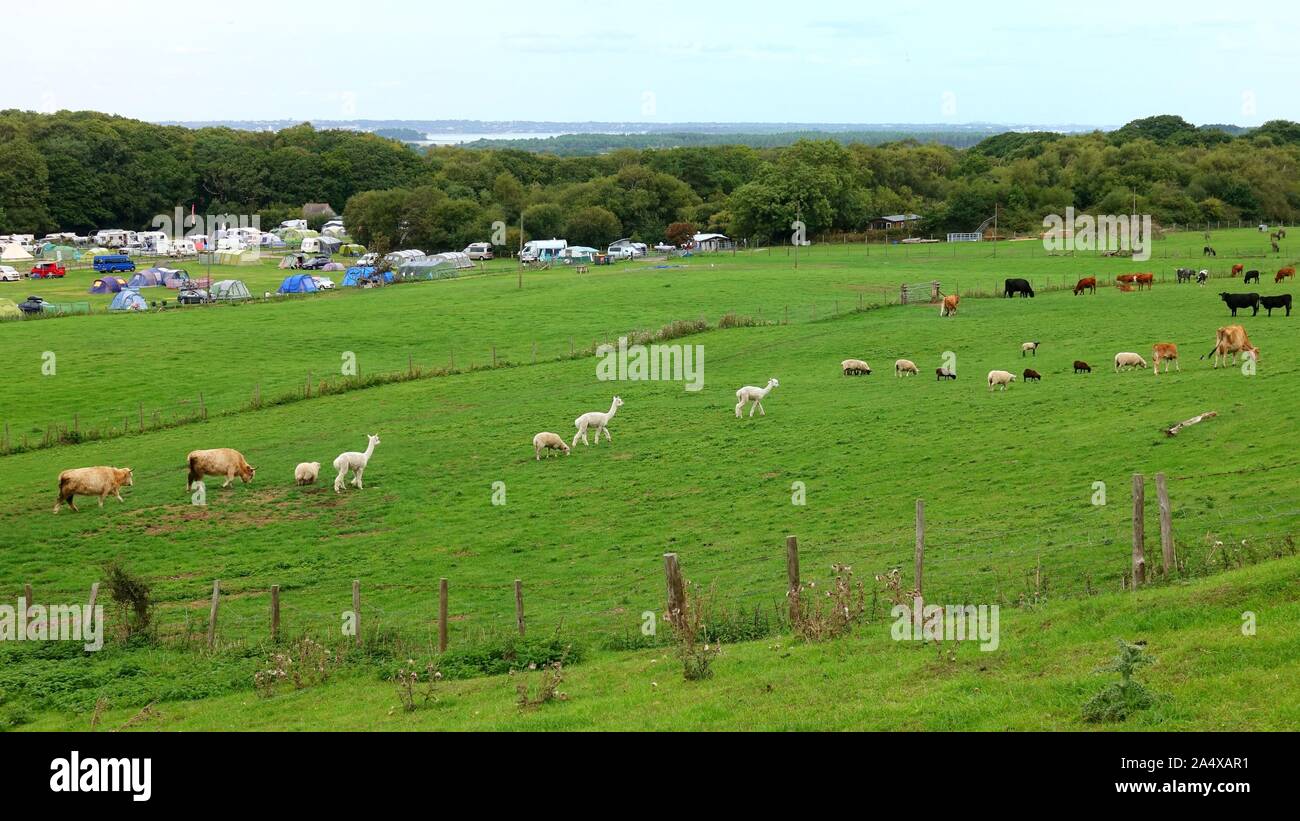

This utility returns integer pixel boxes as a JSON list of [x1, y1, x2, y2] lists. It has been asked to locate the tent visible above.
[[128, 270, 166, 288], [342, 266, 394, 287], [321, 262, 345, 272], [109, 288, 149, 311], [211, 279, 252, 301], [0, 298, 21, 321], [260, 233, 287, 248], [278, 254, 302, 269], [161, 268, 191, 288], [88, 277, 128, 294], [339, 243, 366, 256], [277, 274, 319, 294], [396, 252, 473, 281], [1, 242, 33, 261], [42, 243, 81, 261]]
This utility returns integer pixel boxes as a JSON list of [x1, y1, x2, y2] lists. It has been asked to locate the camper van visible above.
[[607, 238, 647, 259], [463, 242, 495, 260], [520, 239, 568, 263], [168, 238, 197, 257], [94, 229, 136, 248]]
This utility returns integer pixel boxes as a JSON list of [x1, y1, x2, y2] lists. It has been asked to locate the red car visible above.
[[30, 262, 67, 279]]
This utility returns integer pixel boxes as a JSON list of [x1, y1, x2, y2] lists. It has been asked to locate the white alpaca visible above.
[[573, 397, 622, 447], [735, 378, 778, 418], [333, 434, 380, 493]]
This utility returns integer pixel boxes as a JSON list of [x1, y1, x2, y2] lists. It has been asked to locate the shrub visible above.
[[101, 560, 153, 640], [1082, 639, 1163, 723], [793, 564, 868, 642]]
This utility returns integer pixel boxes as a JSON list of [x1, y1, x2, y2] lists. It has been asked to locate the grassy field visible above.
[[1, 229, 1297, 730]]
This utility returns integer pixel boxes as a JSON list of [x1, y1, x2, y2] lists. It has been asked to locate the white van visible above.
[[463, 242, 495, 260], [520, 238, 567, 262]]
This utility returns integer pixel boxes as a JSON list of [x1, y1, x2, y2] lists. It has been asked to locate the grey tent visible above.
[[211, 279, 253, 301], [396, 252, 473, 281]]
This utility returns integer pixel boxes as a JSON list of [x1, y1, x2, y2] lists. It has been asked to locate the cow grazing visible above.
[[1203, 246, 1217, 257], [1175, 268, 1194, 284], [54, 466, 133, 513], [1231, 264, 1244, 277], [1202, 325, 1260, 368], [1276, 267, 1295, 284], [940, 294, 959, 316], [1244, 270, 1260, 284], [1004, 278, 1034, 298], [1219, 292, 1260, 317], [1152, 343, 1180, 375], [1023, 368, 1042, 382], [1021, 341, 1040, 357], [1073, 360, 1092, 374], [1073, 276, 1096, 295], [1135, 273, 1154, 290], [1259, 294, 1292, 316], [1116, 273, 1139, 285], [936, 367, 957, 380], [186, 448, 256, 490], [1197, 269, 1209, 286]]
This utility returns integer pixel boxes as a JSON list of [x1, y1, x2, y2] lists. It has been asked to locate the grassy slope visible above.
[[2, 229, 1298, 727], [24, 555, 1300, 731]]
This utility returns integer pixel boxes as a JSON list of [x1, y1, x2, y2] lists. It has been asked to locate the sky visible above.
[[7, 0, 1298, 127]]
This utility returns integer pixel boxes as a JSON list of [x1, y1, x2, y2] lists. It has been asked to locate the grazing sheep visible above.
[[1074, 360, 1092, 374], [332, 434, 380, 493], [1023, 368, 1042, 382], [734, 380, 778, 419], [574, 396, 623, 445], [186, 448, 256, 490], [894, 359, 918, 377], [841, 359, 872, 376], [1021, 341, 1040, 357], [936, 367, 957, 381], [294, 462, 321, 486], [1114, 352, 1148, 371], [53, 466, 133, 513], [533, 432, 571, 460], [987, 370, 1016, 391]]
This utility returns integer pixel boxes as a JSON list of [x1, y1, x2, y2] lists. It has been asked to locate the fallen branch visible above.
[[1164, 411, 1218, 437]]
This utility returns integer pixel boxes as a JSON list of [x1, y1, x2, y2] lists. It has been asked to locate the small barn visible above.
[[868, 214, 923, 231], [691, 233, 733, 252]]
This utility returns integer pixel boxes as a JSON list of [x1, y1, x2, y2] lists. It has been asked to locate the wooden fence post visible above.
[[352, 579, 361, 647], [1131, 474, 1146, 587], [207, 580, 220, 649], [514, 579, 525, 637], [785, 536, 800, 622], [270, 585, 280, 642], [1156, 472, 1175, 574], [663, 553, 686, 626], [915, 498, 925, 596], [87, 581, 99, 614], [438, 578, 449, 652]]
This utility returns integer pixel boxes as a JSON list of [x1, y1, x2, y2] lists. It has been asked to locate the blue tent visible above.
[[89, 276, 127, 294], [128, 269, 166, 288], [109, 288, 148, 311], [277, 274, 319, 294], [341, 266, 394, 287]]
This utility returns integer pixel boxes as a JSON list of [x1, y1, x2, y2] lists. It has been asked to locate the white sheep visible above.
[[841, 359, 872, 376], [987, 370, 1016, 391], [1021, 341, 1040, 357], [294, 462, 321, 486], [333, 434, 380, 493], [533, 432, 571, 460], [573, 396, 622, 447], [735, 378, 778, 418], [1114, 352, 1148, 372], [895, 359, 918, 377]]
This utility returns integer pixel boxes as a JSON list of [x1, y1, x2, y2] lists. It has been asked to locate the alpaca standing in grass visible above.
[[735, 378, 778, 418], [333, 434, 380, 493], [572, 397, 622, 448]]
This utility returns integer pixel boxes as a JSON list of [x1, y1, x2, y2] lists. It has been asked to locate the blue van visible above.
[[93, 254, 136, 273]]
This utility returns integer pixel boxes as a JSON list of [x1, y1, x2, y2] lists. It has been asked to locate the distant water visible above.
[[417, 132, 576, 145]]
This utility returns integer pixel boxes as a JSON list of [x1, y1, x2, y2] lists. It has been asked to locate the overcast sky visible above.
[[8, 0, 1297, 126]]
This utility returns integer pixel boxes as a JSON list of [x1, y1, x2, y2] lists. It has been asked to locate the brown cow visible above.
[[1203, 325, 1260, 369], [1231, 264, 1244, 277], [186, 448, 256, 489], [1276, 267, 1295, 284], [939, 294, 959, 317], [54, 466, 134, 513], [1135, 273, 1154, 290], [1152, 343, 1180, 376], [1073, 276, 1096, 295], [1116, 273, 1139, 285]]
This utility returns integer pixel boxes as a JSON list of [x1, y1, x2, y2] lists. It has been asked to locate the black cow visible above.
[[1004, 278, 1035, 298], [1176, 267, 1194, 283], [1219, 292, 1260, 317], [1259, 294, 1292, 317], [1244, 269, 1261, 284], [1203, 246, 1217, 257]]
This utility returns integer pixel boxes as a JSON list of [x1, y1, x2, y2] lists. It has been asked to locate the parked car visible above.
[[356, 252, 379, 266], [653, 243, 676, 252], [177, 287, 210, 305], [608, 239, 647, 258], [0, 265, 20, 282], [463, 242, 495, 260], [93, 254, 136, 273], [312, 276, 336, 290], [17, 296, 46, 314], [30, 262, 67, 278], [300, 256, 332, 271]]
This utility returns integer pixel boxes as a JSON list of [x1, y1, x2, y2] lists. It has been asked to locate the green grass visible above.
[[1, 229, 1297, 729]]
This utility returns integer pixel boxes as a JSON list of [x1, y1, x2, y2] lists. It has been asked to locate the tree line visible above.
[[2, 111, 1298, 254]]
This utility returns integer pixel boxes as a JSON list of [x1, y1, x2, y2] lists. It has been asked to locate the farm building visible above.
[[868, 214, 923, 231], [691, 232, 733, 251]]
